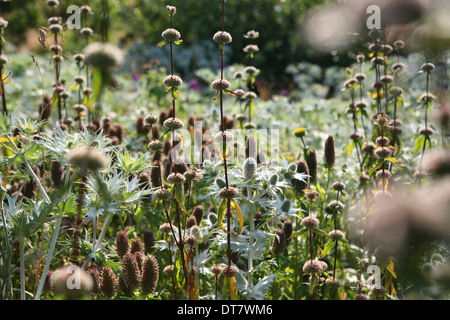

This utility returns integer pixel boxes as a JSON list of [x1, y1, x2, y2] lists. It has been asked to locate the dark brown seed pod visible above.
[[39, 94, 53, 122], [218, 187, 239, 199], [271, 228, 286, 256], [130, 237, 144, 254], [192, 205, 204, 225], [186, 215, 197, 229], [141, 255, 159, 295], [116, 230, 129, 258], [306, 149, 318, 184], [87, 266, 101, 295], [222, 265, 239, 278], [100, 266, 117, 298], [282, 219, 293, 245], [143, 230, 155, 254], [324, 135, 335, 168], [292, 160, 309, 193], [51, 161, 63, 188], [121, 253, 141, 292]]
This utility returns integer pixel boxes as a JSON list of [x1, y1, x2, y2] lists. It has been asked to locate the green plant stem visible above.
[[81, 212, 112, 270], [34, 214, 62, 300], [18, 235, 25, 300]]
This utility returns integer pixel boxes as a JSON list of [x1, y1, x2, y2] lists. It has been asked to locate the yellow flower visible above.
[[294, 127, 306, 138]]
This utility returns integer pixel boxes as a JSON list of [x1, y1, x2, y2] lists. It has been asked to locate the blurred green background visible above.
[[0, 0, 344, 91]]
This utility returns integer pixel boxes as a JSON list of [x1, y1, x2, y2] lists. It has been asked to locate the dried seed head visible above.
[[49, 23, 63, 34], [46, 0, 59, 7], [101, 266, 117, 298], [186, 215, 197, 229], [166, 5, 176, 16], [376, 169, 392, 181], [301, 216, 319, 229], [305, 189, 320, 202], [418, 93, 436, 104], [306, 149, 318, 184], [74, 53, 85, 63], [84, 42, 124, 70], [72, 104, 86, 114], [159, 223, 172, 235], [389, 86, 403, 97], [80, 27, 93, 37], [271, 229, 286, 256], [392, 62, 407, 73], [234, 71, 244, 80], [375, 136, 390, 147], [192, 205, 205, 225], [163, 75, 183, 88], [211, 79, 230, 91], [144, 114, 159, 126], [148, 140, 163, 152], [325, 277, 342, 288], [355, 73, 366, 82], [163, 265, 175, 276], [370, 286, 387, 299], [382, 44, 393, 55], [131, 237, 144, 254], [420, 63, 435, 73], [87, 266, 101, 295], [374, 146, 392, 159], [350, 132, 364, 141], [141, 255, 159, 295], [167, 172, 186, 185], [393, 40, 405, 49], [116, 230, 129, 258], [373, 190, 393, 202], [211, 264, 223, 276], [163, 117, 184, 130], [302, 260, 323, 275], [327, 200, 345, 213], [282, 219, 293, 242], [371, 56, 386, 66], [368, 43, 382, 52], [162, 28, 181, 42], [354, 293, 367, 300], [222, 265, 238, 278], [324, 135, 335, 168], [213, 31, 232, 44], [380, 75, 394, 84], [243, 91, 257, 100], [243, 157, 257, 179], [356, 54, 365, 62], [329, 229, 345, 241], [214, 130, 234, 143], [244, 66, 260, 76], [0, 17, 8, 29], [243, 44, 259, 53], [332, 181, 346, 192], [218, 187, 239, 199], [66, 147, 107, 172], [121, 253, 141, 292]]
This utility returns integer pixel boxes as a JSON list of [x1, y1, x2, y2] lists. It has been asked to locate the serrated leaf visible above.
[[322, 240, 335, 257]]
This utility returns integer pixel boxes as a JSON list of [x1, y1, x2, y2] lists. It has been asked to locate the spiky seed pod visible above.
[[143, 230, 155, 254], [301, 216, 319, 229], [213, 31, 232, 45], [130, 237, 144, 254], [324, 135, 335, 168], [162, 28, 181, 42], [292, 160, 309, 193], [134, 251, 145, 273], [163, 265, 175, 276], [38, 93, 53, 122], [208, 213, 218, 225], [122, 253, 141, 292], [332, 181, 346, 192], [303, 149, 318, 184], [283, 220, 293, 244], [271, 229, 286, 256], [186, 215, 197, 229], [211, 264, 223, 276], [135, 115, 149, 135], [329, 230, 345, 241], [269, 174, 278, 185], [302, 260, 323, 275], [245, 135, 257, 159], [50, 161, 63, 188], [192, 205, 204, 225], [243, 44, 259, 53], [211, 79, 230, 91], [216, 177, 226, 189], [84, 42, 124, 70], [87, 266, 102, 295], [218, 187, 239, 199], [114, 231, 129, 260], [119, 275, 133, 296], [243, 157, 257, 179], [222, 265, 239, 278], [327, 200, 345, 213], [163, 117, 184, 131], [150, 164, 162, 189]]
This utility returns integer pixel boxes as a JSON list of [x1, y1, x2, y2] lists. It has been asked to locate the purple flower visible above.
[[280, 89, 289, 96], [189, 78, 202, 91], [132, 73, 142, 82]]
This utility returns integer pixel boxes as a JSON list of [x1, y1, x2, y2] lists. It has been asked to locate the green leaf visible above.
[[157, 40, 167, 48], [174, 39, 183, 45], [338, 239, 353, 253], [313, 227, 329, 237], [322, 240, 335, 257], [171, 87, 179, 100], [384, 157, 405, 167], [413, 136, 426, 154]]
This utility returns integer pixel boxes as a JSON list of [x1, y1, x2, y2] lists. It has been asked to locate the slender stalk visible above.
[[18, 235, 25, 300], [34, 214, 62, 300]]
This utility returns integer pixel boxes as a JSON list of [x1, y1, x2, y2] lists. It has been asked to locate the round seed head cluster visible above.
[[162, 28, 181, 42], [163, 75, 183, 88], [244, 30, 259, 39], [218, 187, 239, 199], [332, 181, 346, 192], [163, 117, 184, 130], [213, 31, 232, 45], [154, 188, 173, 201], [329, 229, 345, 241], [301, 216, 319, 229], [302, 260, 323, 275], [327, 200, 345, 212], [211, 79, 230, 91], [84, 42, 124, 70], [144, 114, 159, 126], [167, 172, 186, 185], [211, 264, 223, 276], [245, 66, 260, 76], [66, 147, 107, 171], [243, 44, 259, 53], [163, 265, 175, 276], [222, 265, 238, 278], [148, 140, 163, 152]]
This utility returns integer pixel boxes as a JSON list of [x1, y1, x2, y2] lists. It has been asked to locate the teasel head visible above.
[[305, 149, 318, 184], [324, 135, 335, 168], [150, 163, 162, 188], [245, 135, 257, 159], [87, 266, 102, 295], [139, 254, 159, 295], [116, 230, 129, 258], [186, 215, 197, 229], [271, 228, 286, 256], [39, 94, 53, 122], [131, 237, 144, 254], [50, 160, 63, 188], [136, 115, 149, 135], [282, 219, 293, 245], [121, 252, 141, 292], [292, 160, 309, 194], [143, 230, 155, 254], [192, 205, 204, 226]]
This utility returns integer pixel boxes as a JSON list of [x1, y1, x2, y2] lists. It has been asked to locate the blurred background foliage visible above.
[[0, 0, 342, 91]]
